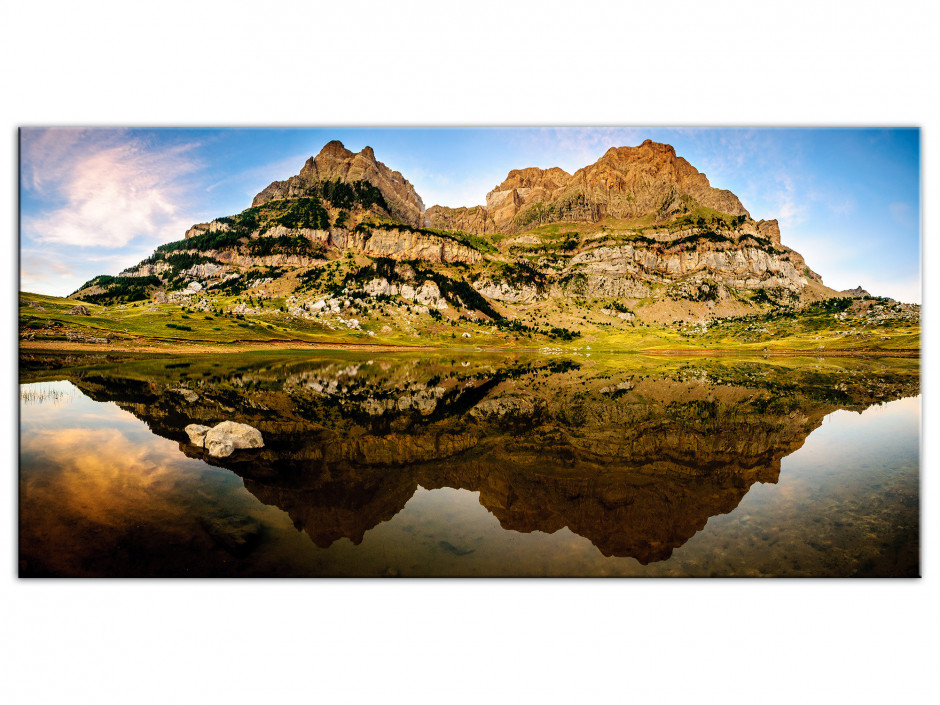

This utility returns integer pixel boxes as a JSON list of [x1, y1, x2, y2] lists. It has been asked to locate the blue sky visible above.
[[19, 127, 921, 303]]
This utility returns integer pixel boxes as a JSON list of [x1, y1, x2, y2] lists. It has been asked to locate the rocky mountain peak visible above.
[[577, 140, 748, 218], [318, 139, 355, 160], [430, 140, 750, 234], [492, 166, 572, 192], [253, 141, 425, 227]]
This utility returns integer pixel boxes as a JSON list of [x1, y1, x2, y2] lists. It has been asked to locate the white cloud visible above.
[[19, 249, 77, 294], [771, 173, 806, 228], [21, 128, 200, 248], [688, 128, 763, 178]]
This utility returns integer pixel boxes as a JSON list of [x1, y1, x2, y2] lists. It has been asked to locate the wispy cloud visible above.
[[684, 128, 764, 178], [205, 152, 309, 201], [18, 245, 155, 296], [21, 128, 201, 248], [512, 127, 648, 171], [806, 188, 856, 217], [771, 173, 806, 228]]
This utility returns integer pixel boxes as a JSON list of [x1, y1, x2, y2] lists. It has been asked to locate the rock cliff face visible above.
[[424, 204, 496, 235], [428, 140, 748, 234], [330, 227, 482, 265], [252, 141, 426, 228]]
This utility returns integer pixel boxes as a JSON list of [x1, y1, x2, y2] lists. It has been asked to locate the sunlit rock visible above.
[[203, 421, 264, 458], [185, 424, 211, 446]]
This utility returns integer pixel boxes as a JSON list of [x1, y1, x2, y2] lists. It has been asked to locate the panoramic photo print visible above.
[[18, 127, 921, 577]]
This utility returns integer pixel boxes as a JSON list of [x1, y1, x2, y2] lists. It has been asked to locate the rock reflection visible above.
[[26, 352, 920, 565]]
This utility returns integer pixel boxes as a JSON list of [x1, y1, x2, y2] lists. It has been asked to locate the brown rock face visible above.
[[428, 139, 749, 234], [571, 140, 748, 218], [252, 141, 426, 228], [424, 204, 497, 236]]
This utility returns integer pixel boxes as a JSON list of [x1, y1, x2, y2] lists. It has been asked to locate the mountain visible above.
[[251, 140, 426, 228], [427, 140, 748, 234], [65, 139, 905, 342]]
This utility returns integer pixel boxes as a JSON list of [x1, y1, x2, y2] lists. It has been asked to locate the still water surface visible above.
[[19, 351, 919, 577]]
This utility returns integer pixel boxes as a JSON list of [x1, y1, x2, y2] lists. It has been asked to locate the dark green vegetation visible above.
[[673, 296, 919, 350], [286, 179, 389, 213], [481, 261, 549, 293], [245, 235, 326, 258], [665, 207, 748, 232], [513, 190, 598, 229], [70, 275, 163, 304], [343, 257, 502, 319]]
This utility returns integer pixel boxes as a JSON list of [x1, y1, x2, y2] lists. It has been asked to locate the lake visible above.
[[18, 350, 920, 577]]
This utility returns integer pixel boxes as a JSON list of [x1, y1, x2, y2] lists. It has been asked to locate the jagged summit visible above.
[[252, 140, 425, 227], [427, 140, 748, 234], [254, 139, 748, 234]]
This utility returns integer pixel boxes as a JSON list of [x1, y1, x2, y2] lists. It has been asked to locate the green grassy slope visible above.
[[19, 288, 919, 354]]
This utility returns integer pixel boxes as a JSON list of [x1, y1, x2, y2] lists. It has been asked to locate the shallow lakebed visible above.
[[19, 350, 920, 577]]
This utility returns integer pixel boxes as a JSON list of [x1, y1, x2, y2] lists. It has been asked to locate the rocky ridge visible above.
[[68, 139, 890, 330]]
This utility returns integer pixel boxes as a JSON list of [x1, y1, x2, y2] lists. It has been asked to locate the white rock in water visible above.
[[185, 424, 211, 447], [206, 437, 235, 458], [203, 421, 264, 458]]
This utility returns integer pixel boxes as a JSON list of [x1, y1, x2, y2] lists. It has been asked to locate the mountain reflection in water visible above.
[[19, 351, 920, 577]]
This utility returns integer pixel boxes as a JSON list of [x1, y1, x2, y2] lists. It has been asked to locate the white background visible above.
[[2, 2, 937, 703]]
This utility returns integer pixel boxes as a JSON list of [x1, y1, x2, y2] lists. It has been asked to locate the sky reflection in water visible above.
[[18, 355, 920, 577]]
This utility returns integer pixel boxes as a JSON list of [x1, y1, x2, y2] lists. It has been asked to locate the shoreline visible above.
[[18, 340, 920, 358], [18, 339, 429, 354], [637, 348, 920, 358]]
